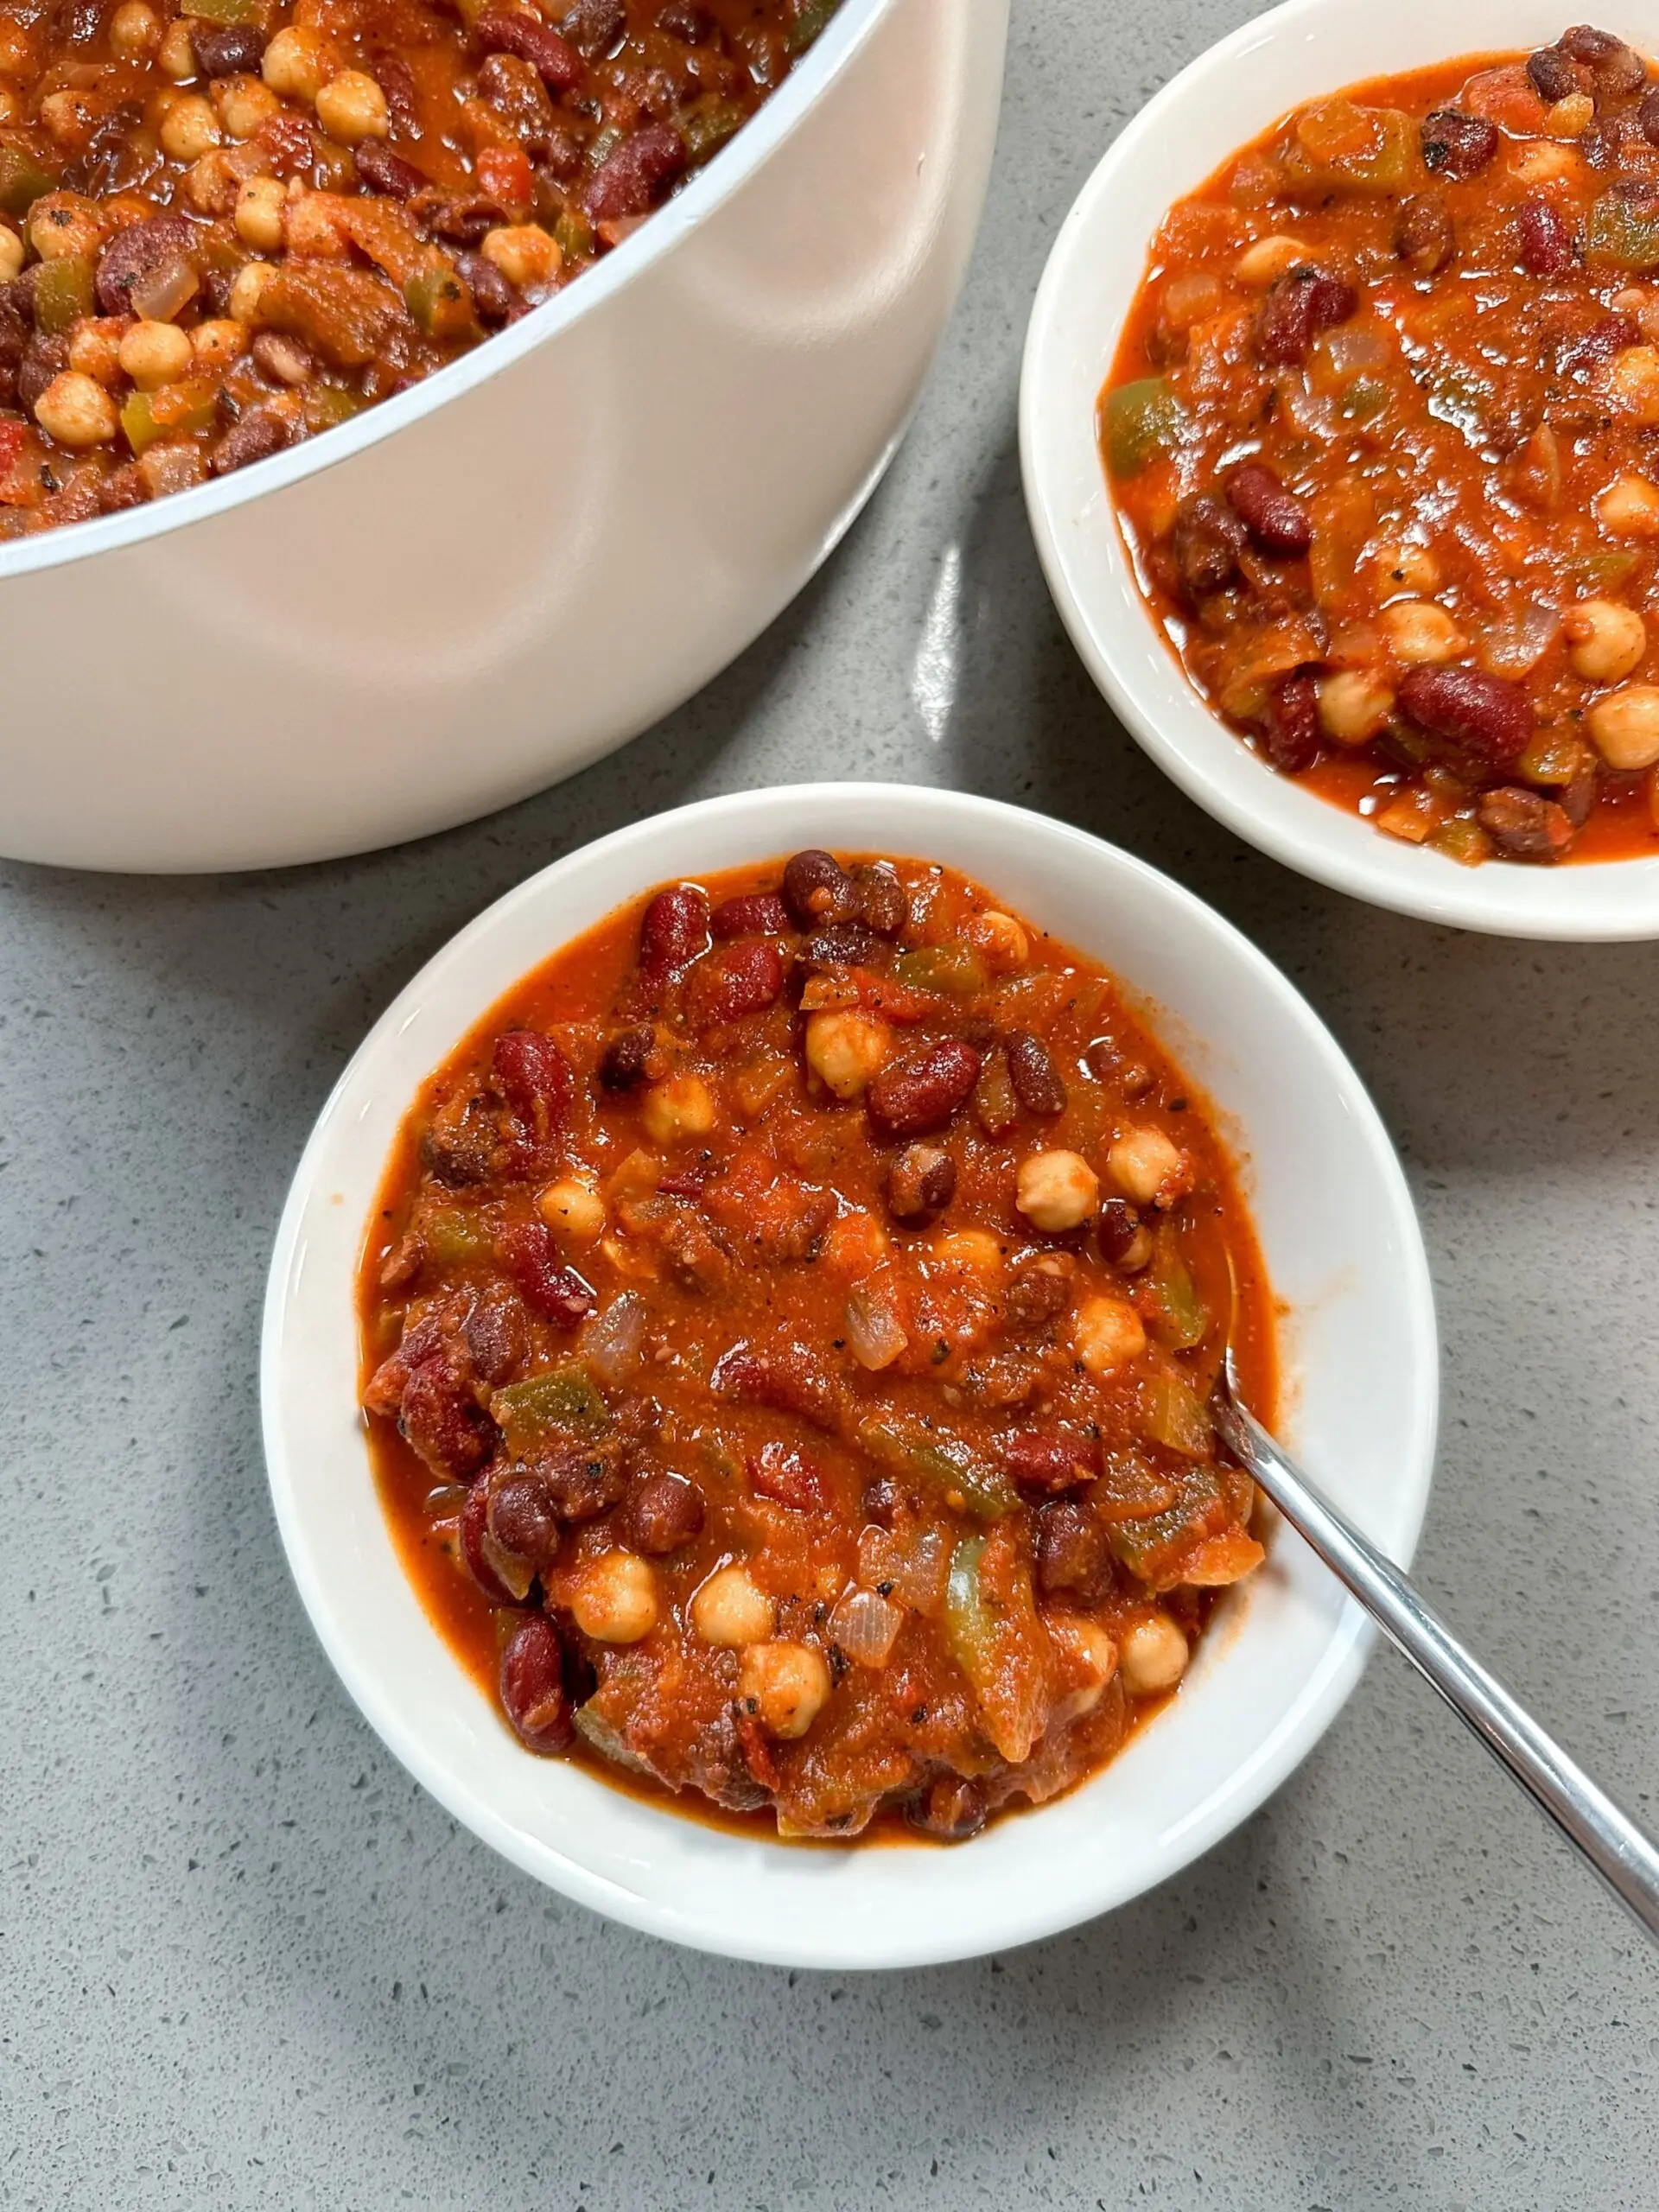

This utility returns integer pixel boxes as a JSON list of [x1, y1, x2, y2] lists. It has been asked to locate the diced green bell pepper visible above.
[[1106, 1462, 1229, 1587], [303, 384, 366, 435], [491, 1364, 606, 1449], [858, 1419, 1015, 1522], [891, 945, 988, 997], [1339, 375, 1388, 423], [1140, 1370, 1213, 1459], [1586, 193, 1659, 271], [417, 1206, 487, 1268], [120, 379, 219, 456], [553, 207, 594, 264], [1144, 1238, 1209, 1352], [1427, 817, 1489, 868], [1103, 376, 1186, 480], [681, 99, 748, 168], [33, 255, 93, 337], [1285, 101, 1415, 194], [184, 0, 261, 22], [787, 0, 842, 54], [943, 1532, 1046, 1763], [404, 263, 476, 344], [0, 145, 57, 220]]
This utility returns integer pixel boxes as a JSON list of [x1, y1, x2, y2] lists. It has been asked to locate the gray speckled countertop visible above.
[[6, 2, 1659, 2203]]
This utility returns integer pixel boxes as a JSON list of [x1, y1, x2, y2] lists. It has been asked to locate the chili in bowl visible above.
[[262, 784, 1436, 1967], [1021, 0, 1659, 938]]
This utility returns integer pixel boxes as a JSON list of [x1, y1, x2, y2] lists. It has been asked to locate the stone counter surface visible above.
[[5, 3, 1657, 2204]]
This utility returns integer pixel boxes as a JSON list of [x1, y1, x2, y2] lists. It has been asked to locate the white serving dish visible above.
[[261, 783, 1438, 1968], [1020, 0, 1659, 939], [0, 0, 1007, 873]]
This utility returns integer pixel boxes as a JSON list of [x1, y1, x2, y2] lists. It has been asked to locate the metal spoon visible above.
[[1211, 1357, 1659, 1945]]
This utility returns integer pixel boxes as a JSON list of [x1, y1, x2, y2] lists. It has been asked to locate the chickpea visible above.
[[1317, 668, 1394, 745], [1118, 1612, 1190, 1698], [234, 175, 287, 254], [228, 260, 277, 325], [739, 1641, 831, 1739], [159, 92, 220, 163], [804, 1008, 890, 1099], [315, 68, 390, 144], [640, 1072, 715, 1144], [185, 149, 240, 217], [1564, 599, 1648, 684], [973, 910, 1029, 970], [1107, 1125, 1185, 1208], [118, 319, 194, 391], [29, 191, 105, 263], [0, 226, 27, 283], [192, 317, 248, 368], [0, 20, 32, 74], [1588, 684, 1659, 772], [157, 16, 196, 79], [571, 1551, 658, 1644], [1044, 1613, 1118, 1726], [1372, 539, 1440, 594], [109, 2, 162, 60], [929, 1226, 1005, 1274], [1608, 346, 1659, 429], [67, 318, 124, 386], [1597, 474, 1659, 537], [480, 224, 563, 290], [212, 73, 279, 142], [33, 370, 118, 448], [1015, 1149, 1099, 1234], [536, 1176, 606, 1244], [1234, 233, 1307, 287], [262, 26, 332, 103], [1072, 1295, 1147, 1376], [1379, 598, 1467, 664], [690, 1563, 773, 1649]]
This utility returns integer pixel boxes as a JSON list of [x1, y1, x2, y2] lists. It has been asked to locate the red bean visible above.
[[1225, 463, 1311, 558], [1261, 671, 1321, 774], [658, 0, 713, 37], [620, 1471, 704, 1554], [585, 120, 686, 222], [1476, 786, 1574, 860], [1643, 88, 1659, 149], [709, 890, 791, 938], [995, 1428, 1103, 1497], [95, 213, 194, 317], [1527, 46, 1580, 104], [906, 1774, 986, 1841], [598, 1024, 656, 1090], [850, 861, 908, 937], [353, 140, 428, 199], [457, 248, 515, 323], [490, 1028, 571, 1144], [489, 1471, 562, 1567], [399, 1356, 493, 1480], [781, 848, 860, 926], [461, 1476, 528, 1605], [210, 406, 296, 477], [1254, 264, 1357, 365], [1003, 1257, 1071, 1332], [560, 0, 626, 56], [886, 1141, 956, 1219], [867, 1039, 982, 1141], [800, 919, 880, 969], [1397, 664, 1532, 766], [1396, 194, 1454, 276], [1096, 1197, 1144, 1265], [496, 1221, 596, 1325], [1558, 311, 1639, 377], [1034, 1499, 1113, 1604], [463, 1285, 526, 1385], [538, 1445, 627, 1521], [1170, 494, 1245, 598], [474, 8, 583, 91], [711, 1340, 839, 1431], [1517, 198, 1574, 278], [1420, 108, 1499, 178], [686, 938, 785, 1028], [1558, 24, 1646, 94], [499, 1615, 574, 1754], [191, 19, 264, 73], [637, 883, 709, 983], [1005, 1030, 1067, 1117]]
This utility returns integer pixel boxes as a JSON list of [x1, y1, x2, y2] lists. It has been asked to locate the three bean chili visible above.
[[359, 850, 1274, 1844], [1103, 25, 1659, 868], [0, 0, 838, 532]]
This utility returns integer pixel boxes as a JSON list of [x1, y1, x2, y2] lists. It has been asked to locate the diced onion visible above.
[[844, 1281, 907, 1371], [580, 1291, 645, 1384], [130, 256, 200, 326], [830, 1586, 903, 1669], [857, 1524, 950, 1618], [1479, 601, 1560, 678]]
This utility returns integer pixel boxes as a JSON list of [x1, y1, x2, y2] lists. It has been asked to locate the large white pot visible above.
[[2, 0, 1008, 873]]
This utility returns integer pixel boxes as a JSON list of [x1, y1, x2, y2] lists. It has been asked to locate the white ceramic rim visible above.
[[1018, 0, 1659, 940], [261, 783, 1439, 1967], [0, 0, 890, 583]]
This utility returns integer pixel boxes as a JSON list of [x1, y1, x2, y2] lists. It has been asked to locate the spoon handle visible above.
[[1213, 1392, 1659, 1946]]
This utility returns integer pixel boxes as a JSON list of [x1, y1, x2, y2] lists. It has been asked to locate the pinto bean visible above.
[[687, 938, 785, 1027], [496, 1220, 596, 1325], [1527, 46, 1581, 104], [464, 1284, 526, 1385], [861, 1475, 903, 1527], [586, 120, 686, 223], [1035, 1498, 1113, 1604], [17, 334, 67, 416], [1518, 198, 1574, 278], [1420, 108, 1499, 179], [1254, 263, 1357, 365], [1261, 670, 1321, 773], [1397, 664, 1532, 765], [474, 8, 583, 91], [886, 1141, 956, 1219], [619, 1471, 704, 1554], [1396, 193, 1454, 276], [1476, 786, 1574, 859], [710, 889, 791, 938], [1003, 1256, 1070, 1332], [490, 1028, 571, 1145], [1170, 493, 1245, 597], [209, 406, 296, 476], [867, 1039, 982, 1141], [850, 861, 908, 936], [637, 882, 709, 983], [457, 248, 515, 322], [782, 848, 860, 925], [1225, 462, 1311, 557], [658, 1, 713, 38], [499, 1615, 574, 1753], [800, 919, 880, 969], [996, 1428, 1103, 1497], [1005, 1030, 1067, 1117], [353, 140, 428, 199], [906, 1774, 986, 1841]]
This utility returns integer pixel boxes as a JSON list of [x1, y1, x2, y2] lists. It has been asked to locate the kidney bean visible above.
[[499, 1615, 574, 1753], [456, 249, 515, 324], [886, 1141, 956, 1219], [747, 1440, 825, 1511], [210, 407, 296, 477], [867, 1039, 981, 1141], [1559, 24, 1646, 95], [1476, 786, 1574, 860], [1005, 1030, 1067, 1117], [461, 1477, 529, 1605], [620, 1471, 704, 1554], [1527, 45, 1581, 103], [1398, 664, 1532, 766], [586, 121, 687, 223], [1558, 311, 1638, 376], [1420, 108, 1499, 178], [658, 0, 713, 37], [491, 1028, 572, 1144], [637, 883, 709, 984], [488, 1471, 562, 1567], [1171, 494, 1245, 598], [1261, 671, 1321, 774], [561, 0, 626, 53], [410, 186, 508, 247], [599, 1024, 656, 1090], [996, 1428, 1103, 1497], [906, 1774, 986, 1842], [687, 938, 785, 1028], [97, 465, 145, 515], [1643, 88, 1659, 148], [1034, 1498, 1113, 1604], [539, 1444, 627, 1521], [474, 8, 583, 90], [850, 861, 908, 937], [1224, 464, 1311, 559], [497, 1221, 595, 1325], [353, 140, 428, 200], [94, 212, 195, 317], [1096, 1197, 1144, 1265], [1003, 1257, 1070, 1332], [1518, 198, 1574, 279], [1254, 264, 1357, 365], [464, 1285, 526, 1386], [710, 889, 791, 938], [800, 919, 880, 969], [711, 1340, 839, 1431], [1396, 193, 1454, 276], [782, 848, 860, 926], [398, 1356, 494, 1482], [373, 53, 419, 132], [191, 19, 264, 73]]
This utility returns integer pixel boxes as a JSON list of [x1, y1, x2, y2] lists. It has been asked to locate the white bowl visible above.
[[261, 783, 1437, 1968], [1020, 0, 1659, 940], [0, 0, 1007, 874]]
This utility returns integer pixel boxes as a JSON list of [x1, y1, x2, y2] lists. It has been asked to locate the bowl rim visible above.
[[260, 781, 1439, 1967], [1018, 0, 1659, 941], [0, 0, 893, 586]]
